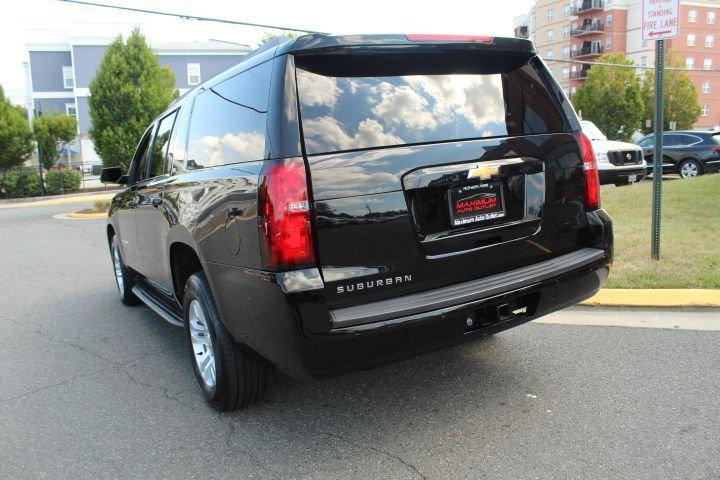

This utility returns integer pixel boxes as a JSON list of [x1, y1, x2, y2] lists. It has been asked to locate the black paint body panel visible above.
[[106, 37, 613, 379]]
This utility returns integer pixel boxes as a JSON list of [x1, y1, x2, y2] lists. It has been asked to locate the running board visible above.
[[132, 285, 184, 327]]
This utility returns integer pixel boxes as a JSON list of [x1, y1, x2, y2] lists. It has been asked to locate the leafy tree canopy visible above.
[[258, 32, 298, 47], [33, 113, 77, 170], [640, 53, 701, 134], [89, 28, 177, 171], [0, 85, 34, 171], [572, 53, 644, 142]]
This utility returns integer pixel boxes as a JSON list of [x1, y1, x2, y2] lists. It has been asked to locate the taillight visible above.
[[577, 132, 600, 210], [258, 158, 315, 270], [405, 34, 494, 43]]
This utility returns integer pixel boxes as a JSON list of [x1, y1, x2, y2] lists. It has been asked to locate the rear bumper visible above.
[[205, 211, 613, 378]]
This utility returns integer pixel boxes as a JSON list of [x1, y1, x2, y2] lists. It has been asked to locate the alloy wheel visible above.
[[113, 242, 125, 295], [680, 162, 699, 179], [188, 299, 217, 389]]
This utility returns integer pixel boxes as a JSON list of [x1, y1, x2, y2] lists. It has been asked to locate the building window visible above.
[[702, 81, 711, 94], [687, 33, 696, 46], [62, 66, 74, 89], [704, 58, 713, 70], [571, 86, 577, 95], [547, 29, 554, 42], [706, 35, 715, 48], [563, 87, 570, 96], [563, 25, 570, 38], [640, 56, 648, 67], [686, 57, 695, 69], [547, 49, 554, 59], [707, 11, 716, 24], [563, 4, 571, 16], [187, 63, 201, 85], [701, 105, 710, 117], [688, 9, 697, 22], [606, 14, 613, 26], [65, 103, 77, 117], [562, 67, 570, 79], [563, 46, 570, 58], [606, 37, 612, 51], [547, 8, 554, 21]]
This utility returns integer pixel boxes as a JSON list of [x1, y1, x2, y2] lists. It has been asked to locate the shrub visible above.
[[0, 169, 42, 198], [45, 168, 82, 194]]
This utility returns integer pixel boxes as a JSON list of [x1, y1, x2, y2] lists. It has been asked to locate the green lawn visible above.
[[600, 174, 720, 289]]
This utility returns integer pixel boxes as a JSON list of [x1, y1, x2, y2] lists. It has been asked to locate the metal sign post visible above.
[[651, 40, 665, 260], [642, 0, 679, 260]]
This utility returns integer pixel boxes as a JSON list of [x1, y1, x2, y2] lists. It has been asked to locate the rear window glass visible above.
[[296, 54, 569, 154]]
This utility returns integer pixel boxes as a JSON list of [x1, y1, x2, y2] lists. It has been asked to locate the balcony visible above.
[[572, 0, 604, 14], [570, 45, 604, 58], [570, 70, 590, 79], [570, 22, 604, 36]]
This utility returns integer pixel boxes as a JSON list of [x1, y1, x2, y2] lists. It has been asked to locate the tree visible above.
[[572, 53, 644, 142], [89, 28, 177, 171], [0, 85, 34, 171], [258, 32, 298, 47], [33, 113, 78, 170], [640, 53, 701, 134]]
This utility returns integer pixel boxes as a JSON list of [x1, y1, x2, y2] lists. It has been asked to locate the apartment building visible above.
[[25, 34, 250, 164], [515, 0, 720, 129]]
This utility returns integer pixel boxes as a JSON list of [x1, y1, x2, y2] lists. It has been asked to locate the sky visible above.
[[1, 0, 533, 105]]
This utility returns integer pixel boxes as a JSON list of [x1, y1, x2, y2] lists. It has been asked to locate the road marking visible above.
[[536, 308, 720, 331]]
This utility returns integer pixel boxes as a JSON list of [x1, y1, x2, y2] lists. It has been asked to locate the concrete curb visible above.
[[68, 211, 108, 219], [0, 193, 115, 209], [581, 289, 720, 308]]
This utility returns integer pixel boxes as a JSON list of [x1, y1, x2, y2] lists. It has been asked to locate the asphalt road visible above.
[[1, 201, 719, 480]]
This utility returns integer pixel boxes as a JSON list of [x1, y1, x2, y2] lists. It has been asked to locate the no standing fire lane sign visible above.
[[642, 0, 680, 40]]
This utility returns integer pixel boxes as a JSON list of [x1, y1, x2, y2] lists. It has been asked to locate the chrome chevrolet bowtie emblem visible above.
[[626, 153, 632, 160]]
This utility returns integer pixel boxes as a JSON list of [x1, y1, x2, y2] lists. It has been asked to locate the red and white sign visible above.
[[642, 0, 680, 40]]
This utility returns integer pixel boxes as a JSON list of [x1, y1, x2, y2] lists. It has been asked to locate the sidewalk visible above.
[[0, 190, 118, 209]]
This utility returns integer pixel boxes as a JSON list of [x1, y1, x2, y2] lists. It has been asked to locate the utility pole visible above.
[[651, 40, 665, 260]]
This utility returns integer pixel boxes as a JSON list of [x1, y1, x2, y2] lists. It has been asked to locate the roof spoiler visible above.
[[277, 34, 535, 55]]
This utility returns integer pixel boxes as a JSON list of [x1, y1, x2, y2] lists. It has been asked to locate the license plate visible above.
[[628, 175, 637, 183], [449, 182, 505, 227]]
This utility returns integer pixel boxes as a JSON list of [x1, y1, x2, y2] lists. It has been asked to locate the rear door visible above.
[[134, 109, 178, 293], [294, 48, 588, 308]]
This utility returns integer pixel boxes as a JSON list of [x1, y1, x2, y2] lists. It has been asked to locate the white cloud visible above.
[[302, 115, 402, 152], [196, 131, 265, 166], [371, 81, 440, 130], [296, 70, 342, 108]]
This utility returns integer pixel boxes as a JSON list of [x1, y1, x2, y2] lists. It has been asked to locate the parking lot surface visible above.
[[1, 202, 718, 480]]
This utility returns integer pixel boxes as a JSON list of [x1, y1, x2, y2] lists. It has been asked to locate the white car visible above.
[[581, 121, 647, 186]]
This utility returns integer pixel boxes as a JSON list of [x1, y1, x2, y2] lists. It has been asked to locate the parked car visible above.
[[580, 121, 646, 186], [637, 131, 720, 179], [101, 34, 613, 411]]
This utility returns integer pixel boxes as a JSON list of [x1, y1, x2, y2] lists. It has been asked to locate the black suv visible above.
[[101, 34, 613, 411], [638, 131, 720, 179]]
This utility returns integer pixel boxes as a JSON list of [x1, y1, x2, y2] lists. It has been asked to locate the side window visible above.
[[186, 60, 272, 170], [663, 134, 681, 147], [168, 104, 190, 176], [679, 135, 699, 146], [131, 128, 154, 184], [144, 110, 178, 180], [638, 137, 654, 148]]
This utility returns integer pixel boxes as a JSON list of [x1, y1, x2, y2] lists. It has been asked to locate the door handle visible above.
[[151, 197, 163, 207]]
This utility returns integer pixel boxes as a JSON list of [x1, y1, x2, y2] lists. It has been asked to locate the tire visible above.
[[110, 235, 139, 306], [183, 272, 267, 411], [678, 159, 702, 179]]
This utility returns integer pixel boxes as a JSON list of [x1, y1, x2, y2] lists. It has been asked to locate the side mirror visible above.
[[100, 167, 127, 185]]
